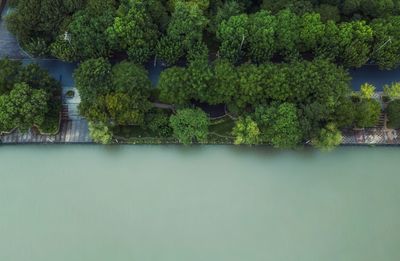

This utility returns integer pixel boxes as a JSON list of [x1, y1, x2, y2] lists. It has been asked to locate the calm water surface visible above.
[[0, 145, 400, 261]]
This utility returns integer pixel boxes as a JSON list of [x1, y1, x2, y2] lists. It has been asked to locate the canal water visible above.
[[0, 145, 400, 261]]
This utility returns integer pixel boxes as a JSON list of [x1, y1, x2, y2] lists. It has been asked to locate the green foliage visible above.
[[88, 122, 113, 144], [216, 14, 249, 63], [386, 100, 400, 129], [360, 83, 376, 99], [232, 116, 260, 145], [0, 83, 48, 132], [255, 103, 302, 148], [0, 59, 21, 95], [275, 9, 300, 59], [74, 58, 112, 104], [371, 16, 400, 70], [158, 67, 191, 105], [312, 123, 342, 151], [0, 59, 61, 133], [384, 82, 400, 100], [211, 59, 238, 105], [107, 0, 159, 64], [354, 99, 381, 128], [146, 110, 173, 137], [248, 11, 276, 63], [75, 59, 151, 125], [51, 2, 115, 61], [169, 108, 209, 144], [5, 0, 69, 55], [315, 4, 340, 22], [109, 62, 152, 125], [209, 0, 243, 33], [338, 21, 373, 68], [299, 12, 324, 53], [187, 43, 214, 102], [157, 1, 208, 64]]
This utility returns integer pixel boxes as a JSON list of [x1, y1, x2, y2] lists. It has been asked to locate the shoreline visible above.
[[1, 126, 400, 146]]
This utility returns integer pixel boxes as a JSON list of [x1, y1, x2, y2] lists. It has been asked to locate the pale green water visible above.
[[0, 145, 400, 261]]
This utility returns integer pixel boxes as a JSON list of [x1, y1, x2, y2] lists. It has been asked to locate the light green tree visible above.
[[88, 122, 113, 144], [384, 82, 400, 100], [232, 116, 260, 145], [312, 123, 342, 151], [360, 83, 375, 99]]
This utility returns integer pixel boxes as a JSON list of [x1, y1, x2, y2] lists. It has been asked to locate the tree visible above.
[[316, 20, 341, 60], [157, 1, 208, 64], [312, 123, 343, 151], [210, 59, 239, 105], [0, 83, 48, 132], [383, 82, 400, 99], [186, 43, 214, 102], [275, 9, 300, 59], [298, 12, 325, 53], [235, 64, 264, 109], [315, 4, 340, 22], [248, 11, 276, 63], [51, 2, 115, 61], [209, 0, 243, 33], [371, 16, 400, 70], [88, 122, 113, 144], [0, 59, 21, 95], [360, 83, 376, 99], [158, 67, 192, 105], [232, 116, 260, 145], [338, 21, 373, 67], [354, 99, 381, 128], [255, 103, 302, 148], [110, 62, 152, 125], [169, 108, 209, 144], [360, 0, 395, 18], [5, 0, 68, 55], [107, 0, 159, 64], [74, 58, 112, 104], [216, 14, 249, 63], [386, 100, 400, 129]]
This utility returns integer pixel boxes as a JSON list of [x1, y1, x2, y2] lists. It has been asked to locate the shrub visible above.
[[169, 108, 209, 145], [354, 99, 381, 128], [386, 100, 400, 129]]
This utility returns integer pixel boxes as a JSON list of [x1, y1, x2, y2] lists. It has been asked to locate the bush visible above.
[[312, 123, 342, 151], [386, 100, 400, 129], [169, 108, 209, 145], [146, 110, 172, 137], [354, 99, 381, 128]]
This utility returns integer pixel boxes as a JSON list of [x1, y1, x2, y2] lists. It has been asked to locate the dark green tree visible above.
[[255, 103, 302, 148], [0, 83, 48, 132], [169, 108, 209, 144]]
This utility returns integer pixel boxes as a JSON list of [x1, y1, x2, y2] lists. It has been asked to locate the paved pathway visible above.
[[0, 5, 29, 59]]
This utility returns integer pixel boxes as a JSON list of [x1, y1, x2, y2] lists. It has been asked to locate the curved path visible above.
[[0, 3, 29, 59]]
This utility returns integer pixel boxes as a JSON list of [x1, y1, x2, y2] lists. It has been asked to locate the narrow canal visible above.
[[0, 145, 400, 261]]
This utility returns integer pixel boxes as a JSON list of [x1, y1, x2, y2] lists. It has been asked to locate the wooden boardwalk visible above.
[[0, 119, 91, 144], [342, 128, 400, 145]]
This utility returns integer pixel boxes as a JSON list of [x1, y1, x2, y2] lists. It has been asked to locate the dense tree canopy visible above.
[[75, 59, 152, 125], [6, 0, 398, 147], [0, 59, 61, 133], [169, 108, 209, 144], [0, 83, 48, 132]]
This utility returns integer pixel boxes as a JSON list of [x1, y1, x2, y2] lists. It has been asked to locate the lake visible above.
[[0, 145, 400, 261]]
